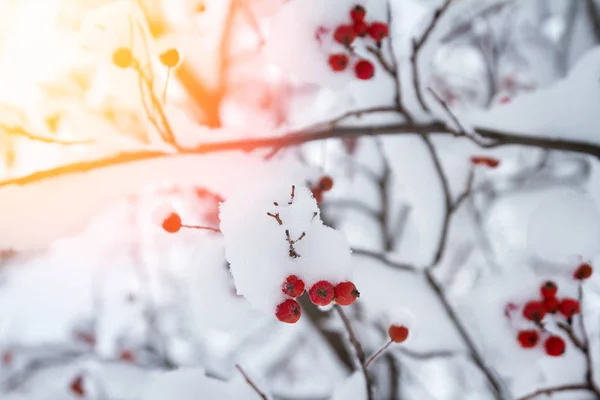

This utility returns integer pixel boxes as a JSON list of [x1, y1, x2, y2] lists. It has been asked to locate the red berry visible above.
[[350, 5, 366, 22], [112, 47, 133, 68], [388, 325, 409, 343], [470, 156, 500, 168], [522, 300, 546, 322], [319, 176, 334, 191], [70, 375, 85, 397], [328, 53, 349, 72], [120, 349, 135, 362], [543, 296, 560, 313], [354, 59, 374, 80], [353, 20, 368, 37], [559, 298, 580, 318], [74, 331, 96, 346], [334, 25, 356, 46], [308, 281, 335, 306], [517, 330, 539, 348], [368, 22, 389, 41], [334, 281, 360, 306], [275, 299, 302, 323], [2, 351, 12, 366], [544, 335, 565, 357], [162, 212, 181, 233], [159, 48, 180, 68], [574, 263, 593, 280], [540, 281, 557, 299], [499, 96, 511, 104], [282, 275, 305, 298]]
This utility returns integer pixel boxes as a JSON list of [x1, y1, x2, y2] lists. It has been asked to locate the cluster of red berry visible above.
[[275, 275, 360, 323], [311, 175, 334, 204], [326, 5, 389, 80], [511, 263, 593, 356]]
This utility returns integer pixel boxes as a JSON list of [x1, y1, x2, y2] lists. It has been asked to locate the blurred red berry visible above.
[[334, 25, 356, 46], [112, 47, 133, 68], [522, 301, 546, 322], [328, 53, 349, 72], [309, 281, 335, 306], [275, 299, 302, 323], [559, 298, 580, 319], [319, 176, 334, 191], [499, 96, 511, 104], [353, 20, 368, 37], [517, 330, 539, 348], [544, 335, 565, 357], [354, 59, 374, 80], [540, 281, 557, 299], [368, 22, 389, 41], [574, 263, 593, 280], [334, 282, 360, 306], [470, 156, 500, 168], [162, 212, 181, 233], [543, 296, 560, 313], [2, 351, 12, 366], [159, 48, 180, 68], [74, 331, 96, 346], [282, 275, 305, 298], [120, 349, 135, 362], [350, 5, 366, 22], [388, 325, 409, 343], [70, 375, 85, 397]]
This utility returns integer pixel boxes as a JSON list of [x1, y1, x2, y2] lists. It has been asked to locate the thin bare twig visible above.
[[365, 340, 392, 369], [0, 125, 94, 145], [181, 224, 221, 233], [411, 0, 454, 113], [516, 383, 591, 400], [334, 305, 374, 400], [235, 364, 268, 400]]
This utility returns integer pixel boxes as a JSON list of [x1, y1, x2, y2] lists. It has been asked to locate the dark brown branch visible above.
[[517, 383, 591, 400], [235, 364, 268, 400], [351, 248, 416, 272], [410, 0, 453, 113], [333, 305, 374, 400]]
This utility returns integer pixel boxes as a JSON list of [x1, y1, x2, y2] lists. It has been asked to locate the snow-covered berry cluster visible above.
[[507, 263, 593, 357], [324, 5, 389, 80]]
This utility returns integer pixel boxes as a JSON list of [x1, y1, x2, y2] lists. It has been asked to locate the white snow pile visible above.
[[219, 174, 354, 315], [467, 46, 600, 143], [141, 368, 261, 400]]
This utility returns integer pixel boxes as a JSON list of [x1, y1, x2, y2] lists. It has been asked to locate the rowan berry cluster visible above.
[[325, 5, 389, 80], [275, 276, 360, 323], [509, 262, 593, 357]]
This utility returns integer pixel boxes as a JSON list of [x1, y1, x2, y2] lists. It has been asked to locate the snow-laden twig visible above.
[[235, 364, 268, 400]]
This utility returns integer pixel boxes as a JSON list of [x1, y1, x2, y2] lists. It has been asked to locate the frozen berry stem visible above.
[[364, 339, 392, 369], [235, 364, 268, 400]]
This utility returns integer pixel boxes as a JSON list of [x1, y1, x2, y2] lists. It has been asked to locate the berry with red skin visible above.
[[159, 48, 180, 68], [388, 325, 409, 343], [470, 156, 500, 168], [350, 5, 366, 22], [275, 299, 302, 323], [499, 96, 511, 104], [162, 212, 181, 233], [2, 351, 12, 366], [309, 281, 335, 306], [74, 331, 96, 346], [282, 275, 305, 298], [517, 330, 539, 348], [353, 20, 369, 37], [334, 281, 360, 306], [544, 335, 566, 357], [120, 349, 135, 362], [559, 298, 580, 319], [319, 176, 334, 191], [540, 281, 558, 299], [368, 22, 389, 42], [70, 375, 85, 397], [522, 300, 546, 322], [328, 54, 349, 72], [543, 296, 560, 314], [354, 59, 374, 80], [112, 47, 133, 68], [334, 25, 356, 46], [574, 262, 593, 280]]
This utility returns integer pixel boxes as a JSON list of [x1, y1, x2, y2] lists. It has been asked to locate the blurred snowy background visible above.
[[0, 0, 600, 399]]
